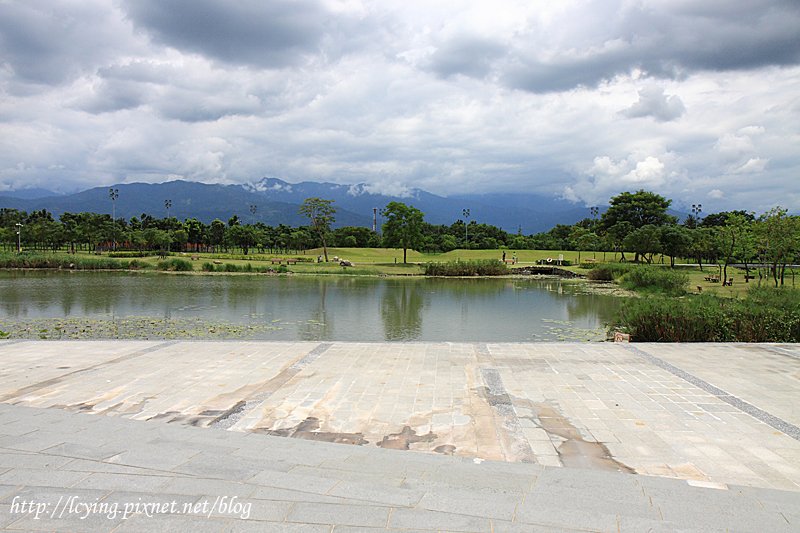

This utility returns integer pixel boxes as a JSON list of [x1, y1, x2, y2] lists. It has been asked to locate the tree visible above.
[[715, 213, 753, 284], [755, 208, 800, 286], [599, 190, 675, 261], [227, 224, 256, 255], [299, 198, 336, 262], [623, 225, 662, 263], [381, 202, 424, 264], [659, 226, 692, 268], [208, 219, 226, 251], [700, 210, 755, 228]]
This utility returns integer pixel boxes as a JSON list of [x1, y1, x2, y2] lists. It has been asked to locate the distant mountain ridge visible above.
[[0, 178, 603, 233]]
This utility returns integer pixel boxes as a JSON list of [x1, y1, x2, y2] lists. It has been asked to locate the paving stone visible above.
[[416, 487, 521, 521], [0, 342, 798, 532], [0, 467, 91, 488], [286, 501, 390, 528], [71, 472, 173, 492], [327, 479, 424, 507], [389, 507, 492, 532]]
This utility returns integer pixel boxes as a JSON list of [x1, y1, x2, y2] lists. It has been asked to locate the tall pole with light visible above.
[[15, 223, 22, 253], [462, 208, 470, 247], [109, 188, 119, 251], [691, 204, 702, 228], [165, 199, 172, 219], [249, 204, 257, 223]]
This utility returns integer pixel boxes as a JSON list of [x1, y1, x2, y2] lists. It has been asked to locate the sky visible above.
[[0, 0, 798, 214]]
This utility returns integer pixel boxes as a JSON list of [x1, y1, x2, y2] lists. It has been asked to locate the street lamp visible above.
[[691, 204, 702, 228], [15, 223, 22, 253], [165, 199, 172, 219], [109, 188, 119, 251], [462, 208, 470, 247], [249, 204, 257, 223], [590, 206, 599, 219]]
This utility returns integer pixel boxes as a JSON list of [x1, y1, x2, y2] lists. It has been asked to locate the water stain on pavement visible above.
[[522, 400, 634, 474], [377, 425, 436, 450], [256, 416, 368, 445]]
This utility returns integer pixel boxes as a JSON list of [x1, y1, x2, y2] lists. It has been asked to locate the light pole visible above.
[[590, 206, 599, 220], [462, 208, 470, 247], [15, 223, 22, 253], [165, 199, 172, 219], [249, 204, 257, 223], [109, 188, 119, 251], [691, 204, 702, 228]]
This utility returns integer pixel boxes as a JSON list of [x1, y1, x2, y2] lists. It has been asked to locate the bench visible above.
[[704, 276, 720, 283], [270, 259, 282, 265], [286, 259, 297, 265]]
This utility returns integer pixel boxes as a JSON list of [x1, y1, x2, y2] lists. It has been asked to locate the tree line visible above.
[[2, 190, 798, 285]]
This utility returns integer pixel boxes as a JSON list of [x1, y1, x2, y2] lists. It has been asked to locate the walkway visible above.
[[0, 340, 797, 531]]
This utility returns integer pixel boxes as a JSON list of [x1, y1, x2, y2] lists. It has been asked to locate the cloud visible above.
[[622, 86, 685, 121], [119, 0, 338, 69], [1, 1, 799, 215], [0, 1, 136, 86], [425, 36, 507, 79], [498, 0, 800, 93]]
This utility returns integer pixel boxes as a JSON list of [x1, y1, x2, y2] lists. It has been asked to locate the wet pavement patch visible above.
[[378, 426, 437, 450], [257, 416, 368, 445]]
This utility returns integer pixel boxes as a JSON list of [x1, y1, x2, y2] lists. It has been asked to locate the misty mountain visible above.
[[0, 181, 370, 227], [244, 178, 592, 233], [0, 178, 604, 233], [1, 188, 62, 200]]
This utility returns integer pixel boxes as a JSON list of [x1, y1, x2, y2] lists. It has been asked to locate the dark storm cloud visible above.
[[496, 0, 800, 93], [120, 0, 334, 68], [426, 36, 506, 79], [0, 1, 130, 85]]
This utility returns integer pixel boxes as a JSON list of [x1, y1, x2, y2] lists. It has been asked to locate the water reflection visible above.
[[0, 271, 621, 341], [380, 281, 425, 340]]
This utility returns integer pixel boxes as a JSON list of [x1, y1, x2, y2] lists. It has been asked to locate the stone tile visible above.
[[286, 501, 390, 528]]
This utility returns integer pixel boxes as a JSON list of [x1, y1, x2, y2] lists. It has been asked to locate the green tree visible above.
[[227, 224, 257, 254], [208, 219, 226, 251], [659, 226, 692, 268], [623, 225, 661, 263], [382, 202, 424, 264], [600, 190, 675, 261], [299, 198, 336, 262], [755, 208, 800, 286], [716, 213, 754, 284]]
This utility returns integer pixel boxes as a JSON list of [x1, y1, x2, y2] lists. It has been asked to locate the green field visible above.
[[2, 248, 790, 299]]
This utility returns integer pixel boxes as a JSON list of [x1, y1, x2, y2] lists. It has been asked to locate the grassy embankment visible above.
[[586, 262, 800, 342], [0, 248, 597, 276]]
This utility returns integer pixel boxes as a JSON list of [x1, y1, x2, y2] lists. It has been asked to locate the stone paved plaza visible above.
[[0, 340, 798, 531]]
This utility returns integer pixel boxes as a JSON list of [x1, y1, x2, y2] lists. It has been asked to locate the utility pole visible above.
[[15, 223, 22, 253], [109, 188, 119, 251], [372, 208, 377, 233], [462, 208, 470, 247], [691, 204, 702, 228]]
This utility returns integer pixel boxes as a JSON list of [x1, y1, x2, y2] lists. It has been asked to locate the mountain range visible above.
[[0, 178, 600, 233]]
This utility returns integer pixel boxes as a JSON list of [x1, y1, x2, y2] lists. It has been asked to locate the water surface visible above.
[[0, 271, 621, 341]]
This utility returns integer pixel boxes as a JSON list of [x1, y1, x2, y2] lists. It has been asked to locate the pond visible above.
[[0, 271, 622, 341]]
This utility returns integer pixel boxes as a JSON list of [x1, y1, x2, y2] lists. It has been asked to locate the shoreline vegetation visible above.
[[1, 249, 798, 343]]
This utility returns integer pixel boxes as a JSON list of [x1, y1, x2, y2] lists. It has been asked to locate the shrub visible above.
[[613, 287, 800, 342], [108, 251, 161, 258], [619, 266, 688, 296], [0, 252, 132, 270], [586, 263, 631, 281], [424, 260, 508, 276], [156, 258, 193, 271]]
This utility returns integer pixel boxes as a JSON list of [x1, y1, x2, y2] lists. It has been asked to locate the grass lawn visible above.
[[11, 249, 795, 299]]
